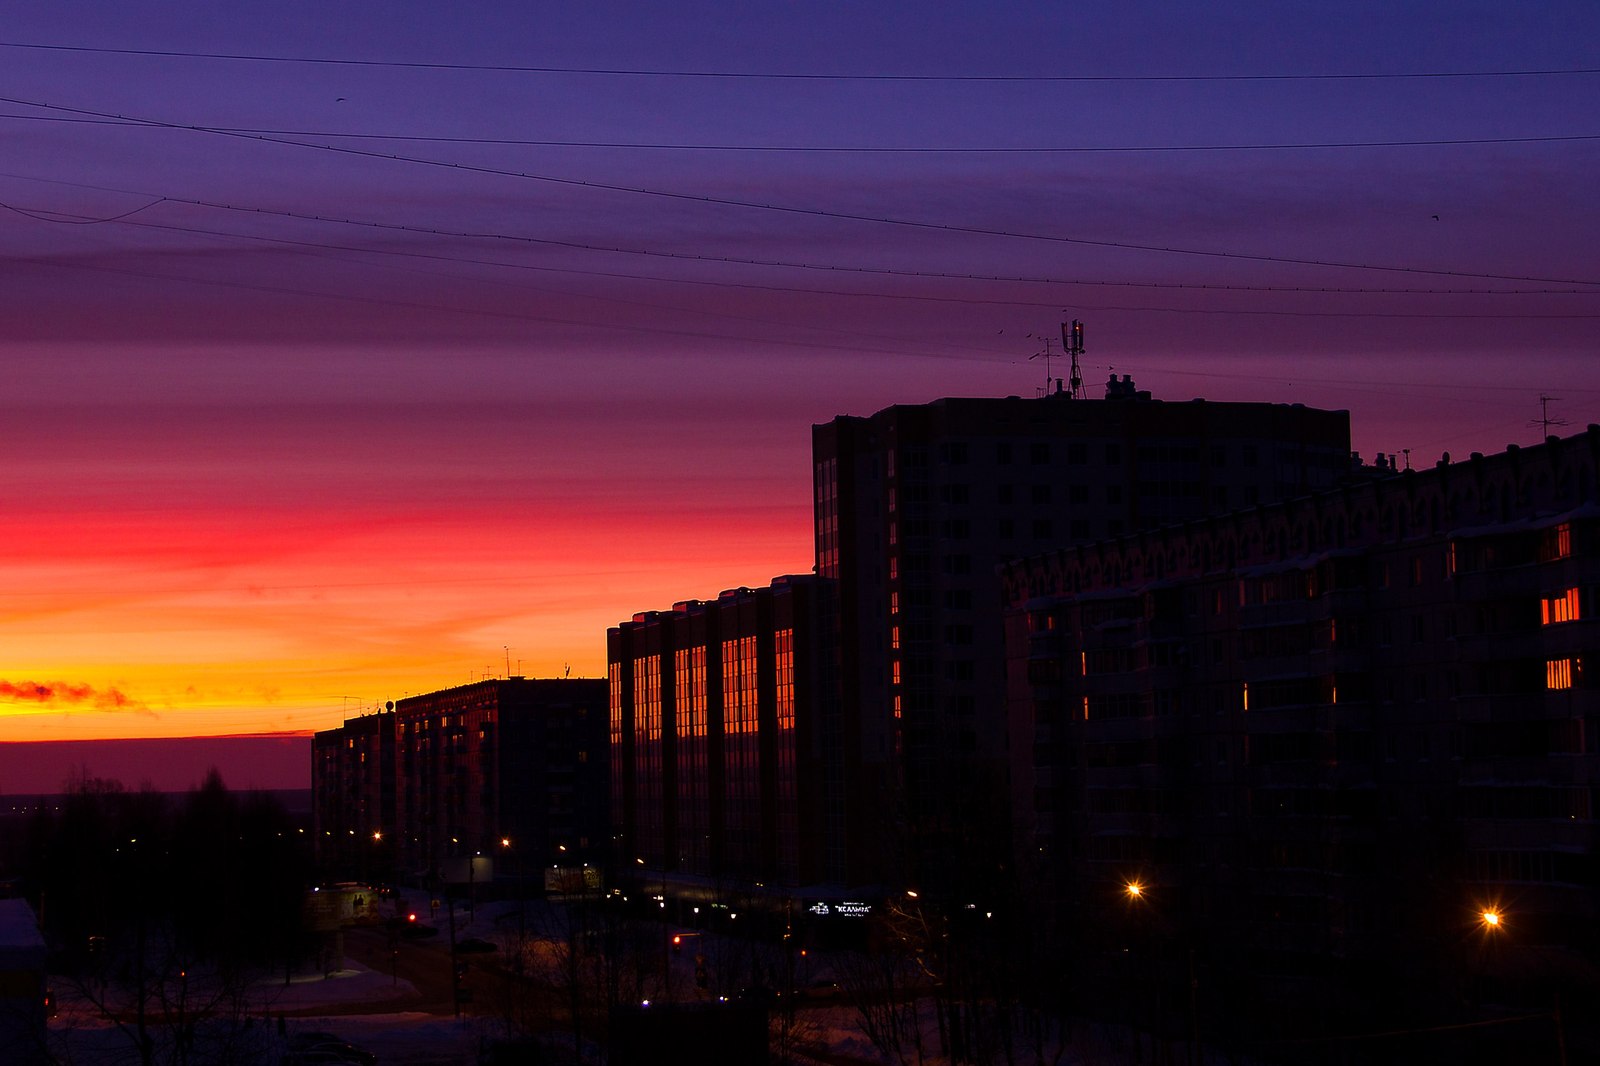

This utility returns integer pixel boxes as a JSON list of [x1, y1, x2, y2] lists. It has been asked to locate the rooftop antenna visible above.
[[1028, 335, 1057, 396], [504, 645, 511, 678], [1530, 394, 1569, 439], [1061, 318, 1085, 399]]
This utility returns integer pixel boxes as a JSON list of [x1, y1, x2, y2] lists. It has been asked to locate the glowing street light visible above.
[[1480, 908, 1502, 930], [1124, 880, 1145, 900]]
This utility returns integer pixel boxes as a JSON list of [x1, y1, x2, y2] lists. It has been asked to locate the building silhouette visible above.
[[813, 384, 1352, 890], [610, 380, 1352, 904], [1003, 428, 1600, 1038], [608, 576, 830, 894], [312, 709, 395, 879], [313, 677, 607, 886]]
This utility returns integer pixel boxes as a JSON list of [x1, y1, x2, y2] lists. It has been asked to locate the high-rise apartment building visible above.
[[813, 383, 1352, 887], [1002, 428, 1600, 1037]]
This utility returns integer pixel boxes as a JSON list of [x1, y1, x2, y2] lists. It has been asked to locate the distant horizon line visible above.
[[0, 730, 315, 744]]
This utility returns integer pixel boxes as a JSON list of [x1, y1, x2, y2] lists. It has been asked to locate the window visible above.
[[1542, 522, 1573, 562], [1542, 588, 1581, 625], [940, 484, 970, 505], [1547, 658, 1575, 690]]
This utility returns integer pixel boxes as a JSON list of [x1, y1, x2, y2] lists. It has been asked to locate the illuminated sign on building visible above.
[[807, 900, 873, 918]]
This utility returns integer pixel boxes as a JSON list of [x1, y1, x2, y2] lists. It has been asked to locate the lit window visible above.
[[1542, 588, 1581, 625], [1543, 523, 1573, 562], [1242, 682, 1250, 712], [891, 626, 901, 650], [1548, 659, 1574, 690]]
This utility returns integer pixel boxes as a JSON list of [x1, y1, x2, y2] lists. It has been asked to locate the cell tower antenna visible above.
[[1060, 318, 1086, 399], [1530, 394, 1569, 439]]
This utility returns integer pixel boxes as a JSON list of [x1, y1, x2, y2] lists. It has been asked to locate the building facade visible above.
[[814, 385, 1352, 889], [1002, 429, 1600, 1034], [392, 678, 609, 882], [311, 678, 607, 886], [608, 576, 833, 894], [311, 710, 396, 878]]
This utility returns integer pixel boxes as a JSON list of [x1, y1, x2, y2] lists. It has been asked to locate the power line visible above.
[[6, 111, 1598, 154], [6, 93, 1598, 288], [2, 41, 1597, 82], [0, 195, 165, 225], [6, 179, 1599, 302], [12, 204, 1598, 325], [10, 188, 1599, 300], [12, 251, 1023, 362]]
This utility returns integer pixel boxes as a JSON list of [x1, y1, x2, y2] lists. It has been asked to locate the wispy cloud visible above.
[[0, 679, 151, 714]]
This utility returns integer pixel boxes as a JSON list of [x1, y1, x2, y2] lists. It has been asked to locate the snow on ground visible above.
[[260, 959, 421, 1012], [44, 889, 1138, 1065]]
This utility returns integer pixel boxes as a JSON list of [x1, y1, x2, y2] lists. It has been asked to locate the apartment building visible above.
[[1003, 428, 1600, 1033]]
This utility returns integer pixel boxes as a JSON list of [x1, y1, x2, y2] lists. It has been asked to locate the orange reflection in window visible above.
[[1542, 588, 1580, 625], [1548, 658, 1574, 690]]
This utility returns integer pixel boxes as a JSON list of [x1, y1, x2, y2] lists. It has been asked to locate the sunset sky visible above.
[[2, 2, 1598, 788]]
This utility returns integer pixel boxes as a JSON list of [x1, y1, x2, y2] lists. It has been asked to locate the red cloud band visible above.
[[0, 679, 145, 712]]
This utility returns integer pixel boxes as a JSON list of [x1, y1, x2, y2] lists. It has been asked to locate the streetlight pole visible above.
[[1478, 906, 1568, 1066]]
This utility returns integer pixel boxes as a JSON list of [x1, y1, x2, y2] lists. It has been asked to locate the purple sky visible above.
[[1, 1, 1598, 785]]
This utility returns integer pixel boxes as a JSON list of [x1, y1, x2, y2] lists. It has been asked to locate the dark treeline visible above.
[[13, 768, 312, 974]]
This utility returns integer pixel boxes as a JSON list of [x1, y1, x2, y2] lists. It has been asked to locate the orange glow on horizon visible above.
[[1, 490, 812, 742]]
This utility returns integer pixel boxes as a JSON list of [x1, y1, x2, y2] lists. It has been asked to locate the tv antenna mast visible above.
[[1530, 394, 1569, 439], [1029, 335, 1058, 396]]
